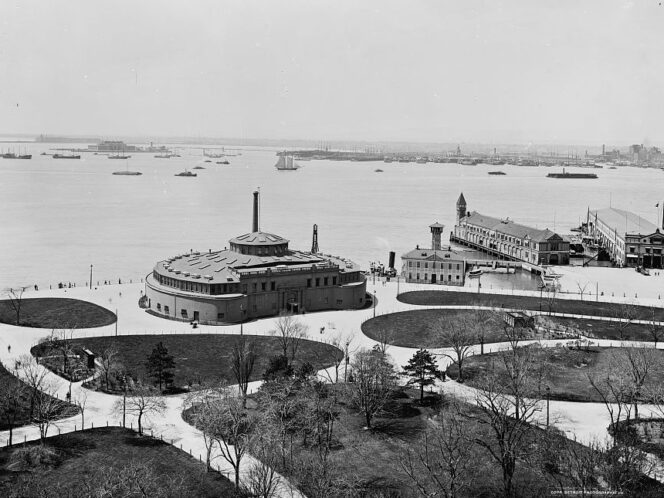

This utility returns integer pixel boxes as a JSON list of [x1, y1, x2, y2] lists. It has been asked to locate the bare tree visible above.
[[0, 373, 26, 446], [16, 354, 50, 419], [115, 384, 166, 434], [73, 389, 88, 430], [33, 388, 70, 442], [314, 333, 346, 383], [588, 351, 635, 434], [470, 348, 542, 498], [211, 387, 257, 488], [399, 406, 472, 498], [436, 316, 475, 382], [470, 308, 497, 355], [348, 348, 397, 429], [98, 346, 121, 391], [647, 307, 664, 347], [271, 313, 309, 361], [620, 346, 659, 419], [5, 286, 29, 325], [230, 336, 256, 407], [543, 286, 558, 316], [576, 282, 589, 301], [373, 326, 397, 355], [187, 387, 225, 472], [612, 302, 636, 341]]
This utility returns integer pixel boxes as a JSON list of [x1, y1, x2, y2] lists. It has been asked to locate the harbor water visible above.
[[1, 142, 663, 291]]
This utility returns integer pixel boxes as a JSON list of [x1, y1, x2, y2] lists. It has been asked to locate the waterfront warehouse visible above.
[[144, 191, 367, 324], [587, 207, 664, 268]]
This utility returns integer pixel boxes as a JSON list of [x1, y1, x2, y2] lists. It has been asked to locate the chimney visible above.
[[252, 191, 259, 232]]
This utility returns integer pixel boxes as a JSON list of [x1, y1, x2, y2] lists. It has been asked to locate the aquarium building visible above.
[[144, 192, 367, 324]]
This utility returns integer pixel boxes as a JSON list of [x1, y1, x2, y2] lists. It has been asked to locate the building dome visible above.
[[229, 231, 289, 256]]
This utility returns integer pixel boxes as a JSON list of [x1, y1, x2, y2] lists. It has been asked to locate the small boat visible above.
[[216, 160, 230, 165], [542, 272, 562, 281], [175, 170, 197, 177], [488, 171, 506, 175], [109, 154, 131, 159], [468, 267, 483, 277], [609, 166, 617, 170], [193, 166, 205, 169], [204, 159, 212, 163], [374, 168, 383, 173], [53, 153, 81, 159]]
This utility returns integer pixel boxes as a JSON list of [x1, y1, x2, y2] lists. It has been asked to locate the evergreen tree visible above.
[[402, 348, 439, 401], [145, 342, 175, 390]]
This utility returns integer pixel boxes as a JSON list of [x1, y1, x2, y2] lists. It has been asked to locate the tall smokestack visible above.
[[252, 190, 259, 232]]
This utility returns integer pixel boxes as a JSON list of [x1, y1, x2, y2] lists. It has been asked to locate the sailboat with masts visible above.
[[275, 155, 300, 171]]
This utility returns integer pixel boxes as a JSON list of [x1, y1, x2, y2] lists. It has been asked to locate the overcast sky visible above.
[[0, 0, 662, 144]]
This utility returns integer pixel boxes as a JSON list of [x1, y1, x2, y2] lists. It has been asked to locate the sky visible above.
[[0, 0, 663, 145]]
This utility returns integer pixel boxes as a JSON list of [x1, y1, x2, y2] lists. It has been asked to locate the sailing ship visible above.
[[275, 155, 300, 171]]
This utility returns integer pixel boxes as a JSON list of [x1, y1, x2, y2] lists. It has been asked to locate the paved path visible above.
[[2, 278, 664, 493]]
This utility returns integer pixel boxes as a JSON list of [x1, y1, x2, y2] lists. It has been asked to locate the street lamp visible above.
[[122, 375, 127, 428], [373, 291, 376, 318], [396, 275, 400, 296], [545, 385, 551, 427], [89, 264, 93, 289], [240, 304, 246, 335]]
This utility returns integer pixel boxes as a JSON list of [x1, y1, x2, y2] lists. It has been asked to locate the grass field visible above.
[[0, 427, 240, 497], [398, 290, 664, 321], [0, 362, 77, 433], [361, 309, 525, 348], [0, 298, 116, 329], [449, 346, 664, 402], [542, 316, 658, 342], [37, 334, 342, 392]]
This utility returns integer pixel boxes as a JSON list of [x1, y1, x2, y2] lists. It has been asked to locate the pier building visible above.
[[144, 191, 367, 324], [586, 208, 664, 268], [451, 193, 570, 267], [401, 223, 466, 286]]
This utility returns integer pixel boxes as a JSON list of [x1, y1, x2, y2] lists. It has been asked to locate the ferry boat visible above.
[[175, 170, 197, 177], [468, 266, 483, 277], [275, 155, 300, 171], [112, 170, 142, 176], [53, 153, 81, 159], [547, 168, 597, 179]]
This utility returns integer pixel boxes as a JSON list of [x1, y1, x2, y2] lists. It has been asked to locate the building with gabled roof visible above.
[[451, 195, 570, 266], [144, 191, 366, 324], [587, 207, 664, 268]]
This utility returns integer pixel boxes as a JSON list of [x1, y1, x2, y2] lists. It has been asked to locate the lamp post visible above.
[[372, 291, 377, 318], [396, 275, 400, 297], [89, 264, 93, 289], [539, 285, 543, 312], [545, 385, 550, 427], [240, 304, 245, 335], [122, 375, 127, 428]]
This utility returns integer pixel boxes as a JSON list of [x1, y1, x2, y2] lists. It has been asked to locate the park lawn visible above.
[[361, 309, 534, 348], [398, 290, 664, 321], [542, 316, 658, 342], [0, 298, 116, 329], [38, 334, 342, 392], [449, 346, 664, 403], [0, 363, 77, 433], [0, 427, 240, 497]]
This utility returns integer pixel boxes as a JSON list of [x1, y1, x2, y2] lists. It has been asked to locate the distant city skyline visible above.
[[1, 1, 663, 145]]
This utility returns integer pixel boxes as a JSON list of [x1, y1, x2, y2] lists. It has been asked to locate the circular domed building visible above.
[[144, 191, 367, 324]]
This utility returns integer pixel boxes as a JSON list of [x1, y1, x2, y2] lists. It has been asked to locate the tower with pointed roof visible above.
[[456, 193, 467, 223]]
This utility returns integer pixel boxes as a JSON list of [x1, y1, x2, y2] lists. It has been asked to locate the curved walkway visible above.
[[2, 279, 664, 493]]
